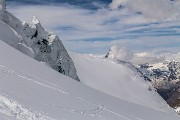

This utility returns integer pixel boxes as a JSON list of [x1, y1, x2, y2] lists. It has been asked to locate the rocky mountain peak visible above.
[[0, 3, 80, 81]]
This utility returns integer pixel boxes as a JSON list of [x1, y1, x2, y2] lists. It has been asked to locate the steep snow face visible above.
[[0, 21, 21, 48], [0, 20, 35, 58], [0, 40, 179, 120], [0, 8, 79, 81], [70, 52, 174, 113], [105, 46, 133, 62]]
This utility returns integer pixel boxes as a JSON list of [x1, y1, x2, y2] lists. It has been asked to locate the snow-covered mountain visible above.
[[105, 45, 180, 114], [70, 52, 172, 112], [1, 36, 180, 120], [0, 0, 180, 119], [0, 1, 79, 81], [136, 60, 180, 114]]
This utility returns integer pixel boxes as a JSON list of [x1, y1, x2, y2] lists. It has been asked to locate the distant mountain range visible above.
[[136, 61, 180, 114]]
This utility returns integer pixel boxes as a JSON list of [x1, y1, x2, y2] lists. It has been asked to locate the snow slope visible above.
[[104, 45, 180, 113], [70, 52, 176, 113], [0, 36, 180, 119], [0, 20, 22, 48]]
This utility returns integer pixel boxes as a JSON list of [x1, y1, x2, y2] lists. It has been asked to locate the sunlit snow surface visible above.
[[0, 0, 180, 119], [0, 21, 179, 119], [0, 36, 180, 120], [70, 52, 173, 111]]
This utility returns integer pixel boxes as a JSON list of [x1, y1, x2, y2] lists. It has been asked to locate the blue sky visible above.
[[6, 0, 180, 54]]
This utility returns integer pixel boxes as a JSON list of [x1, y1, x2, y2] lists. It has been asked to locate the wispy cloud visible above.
[[6, 1, 180, 54], [110, 0, 180, 20]]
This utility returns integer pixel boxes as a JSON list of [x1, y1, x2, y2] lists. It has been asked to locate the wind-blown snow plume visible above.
[[105, 46, 133, 62]]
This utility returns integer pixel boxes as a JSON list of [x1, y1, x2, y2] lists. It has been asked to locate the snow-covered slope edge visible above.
[[70, 52, 175, 113], [0, 1, 79, 81], [105, 45, 180, 114], [0, 39, 180, 120]]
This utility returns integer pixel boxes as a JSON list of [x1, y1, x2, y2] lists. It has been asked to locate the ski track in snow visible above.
[[0, 64, 143, 120], [0, 95, 56, 120]]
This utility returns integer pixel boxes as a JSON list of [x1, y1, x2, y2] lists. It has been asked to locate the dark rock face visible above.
[[167, 85, 180, 108], [168, 61, 180, 81], [137, 61, 180, 111]]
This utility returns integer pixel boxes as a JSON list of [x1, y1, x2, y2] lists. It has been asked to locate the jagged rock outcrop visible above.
[[0, 0, 79, 81]]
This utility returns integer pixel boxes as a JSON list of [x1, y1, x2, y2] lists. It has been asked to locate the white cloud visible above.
[[7, 2, 180, 54], [106, 45, 133, 61], [110, 0, 179, 20], [7, 4, 155, 41]]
